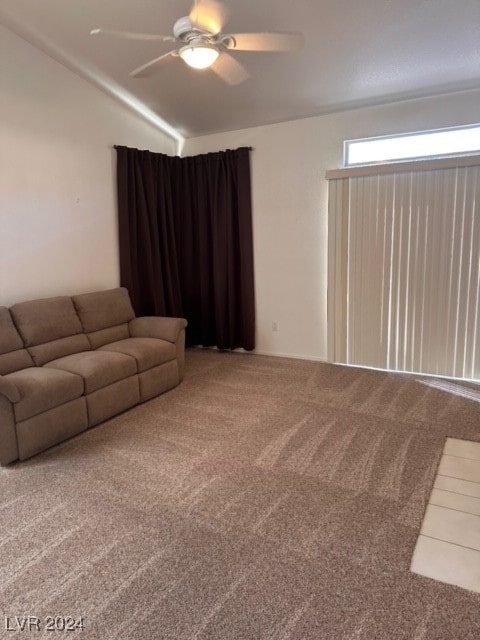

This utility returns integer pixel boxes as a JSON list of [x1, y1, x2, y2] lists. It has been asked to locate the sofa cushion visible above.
[[10, 297, 84, 347], [29, 334, 91, 367], [87, 324, 130, 349], [72, 288, 135, 333], [45, 350, 137, 394], [6, 367, 84, 422], [0, 350, 35, 376], [0, 308, 34, 375], [99, 338, 176, 373]]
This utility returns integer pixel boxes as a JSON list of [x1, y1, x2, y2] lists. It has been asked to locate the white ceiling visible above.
[[1, 0, 480, 139]]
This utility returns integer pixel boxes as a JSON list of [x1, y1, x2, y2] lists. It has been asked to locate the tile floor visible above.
[[410, 437, 480, 593]]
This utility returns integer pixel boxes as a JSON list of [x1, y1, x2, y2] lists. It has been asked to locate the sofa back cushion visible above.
[[87, 324, 130, 349], [28, 335, 91, 366], [72, 288, 135, 348], [0, 307, 34, 374], [10, 296, 90, 366]]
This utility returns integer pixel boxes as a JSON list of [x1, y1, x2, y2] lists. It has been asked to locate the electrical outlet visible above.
[[272, 321, 278, 332]]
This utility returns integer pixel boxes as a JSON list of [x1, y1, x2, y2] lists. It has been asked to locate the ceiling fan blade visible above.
[[130, 51, 177, 78], [90, 28, 175, 42], [211, 52, 249, 85], [189, 0, 228, 35], [228, 32, 304, 52]]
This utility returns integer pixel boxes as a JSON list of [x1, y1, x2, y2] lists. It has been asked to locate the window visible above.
[[344, 123, 480, 167]]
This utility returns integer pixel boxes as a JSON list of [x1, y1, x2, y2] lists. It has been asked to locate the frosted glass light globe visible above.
[[179, 45, 219, 69]]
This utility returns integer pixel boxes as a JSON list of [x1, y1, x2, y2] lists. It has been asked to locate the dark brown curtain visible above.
[[116, 146, 255, 350]]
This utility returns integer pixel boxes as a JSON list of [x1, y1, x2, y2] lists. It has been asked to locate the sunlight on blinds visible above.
[[328, 162, 480, 380]]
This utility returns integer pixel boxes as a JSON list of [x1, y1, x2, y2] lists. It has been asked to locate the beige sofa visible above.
[[0, 287, 187, 465]]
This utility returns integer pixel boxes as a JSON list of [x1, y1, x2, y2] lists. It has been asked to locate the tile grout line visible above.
[[442, 453, 480, 463], [436, 473, 480, 486], [430, 485, 480, 501], [433, 486, 480, 499], [418, 533, 480, 555], [428, 500, 480, 518]]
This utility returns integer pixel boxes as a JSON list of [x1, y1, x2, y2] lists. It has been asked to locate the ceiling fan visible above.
[[90, 0, 303, 85]]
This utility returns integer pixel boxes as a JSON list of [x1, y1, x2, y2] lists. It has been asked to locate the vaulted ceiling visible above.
[[2, 0, 480, 139]]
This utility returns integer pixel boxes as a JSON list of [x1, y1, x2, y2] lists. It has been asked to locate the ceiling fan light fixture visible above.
[[179, 44, 219, 69]]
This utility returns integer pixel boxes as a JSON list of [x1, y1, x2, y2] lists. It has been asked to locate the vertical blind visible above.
[[327, 158, 480, 380]]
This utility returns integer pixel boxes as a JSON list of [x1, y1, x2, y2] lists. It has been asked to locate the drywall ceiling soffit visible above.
[[2, 0, 480, 138]]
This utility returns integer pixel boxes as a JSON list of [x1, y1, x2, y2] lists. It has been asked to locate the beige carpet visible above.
[[1, 349, 480, 639]]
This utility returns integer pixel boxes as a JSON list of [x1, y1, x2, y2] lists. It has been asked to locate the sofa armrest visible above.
[[0, 375, 20, 403], [129, 317, 188, 344]]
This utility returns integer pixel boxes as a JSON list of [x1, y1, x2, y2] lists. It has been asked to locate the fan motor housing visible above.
[[173, 15, 235, 49], [174, 16, 209, 40]]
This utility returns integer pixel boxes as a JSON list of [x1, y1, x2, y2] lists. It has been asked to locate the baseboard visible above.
[[250, 349, 328, 363], [188, 345, 329, 364]]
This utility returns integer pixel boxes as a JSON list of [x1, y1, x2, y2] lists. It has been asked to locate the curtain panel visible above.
[[116, 146, 255, 351]]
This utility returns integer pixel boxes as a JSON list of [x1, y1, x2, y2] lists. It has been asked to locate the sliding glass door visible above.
[[327, 158, 480, 380]]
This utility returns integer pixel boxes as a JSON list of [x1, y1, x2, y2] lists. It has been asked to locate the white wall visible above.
[[184, 89, 480, 361], [3, 22, 479, 361], [0, 25, 176, 307]]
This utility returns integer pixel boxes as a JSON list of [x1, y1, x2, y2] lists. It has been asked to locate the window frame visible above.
[[343, 123, 480, 168]]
